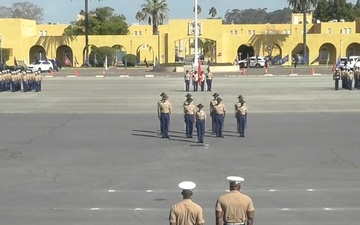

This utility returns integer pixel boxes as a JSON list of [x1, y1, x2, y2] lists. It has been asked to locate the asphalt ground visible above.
[[0, 75, 360, 225]]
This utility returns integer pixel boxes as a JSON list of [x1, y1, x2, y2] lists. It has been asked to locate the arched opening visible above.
[[174, 38, 216, 64], [136, 44, 154, 65], [291, 43, 309, 65], [237, 44, 255, 61], [84, 45, 98, 67], [56, 45, 73, 67], [263, 43, 282, 65], [346, 43, 360, 56], [318, 43, 336, 64], [29, 45, 46, 63], [112, 44, 127, 66]]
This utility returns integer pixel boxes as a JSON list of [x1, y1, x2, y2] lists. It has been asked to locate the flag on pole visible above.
[[198, 61, 203, 85], [74, 57, 79, 67], [104, 55, 108, 71]]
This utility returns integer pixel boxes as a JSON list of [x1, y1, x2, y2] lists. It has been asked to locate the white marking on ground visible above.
[[307, 189, 314, 192], [91, 208, 100, 210], [134, 208, 143, 211], [282, 208, 290, 211], [269, 189, 276, 192], [108, 190, 115, 193], [146, 190, 152, 192]]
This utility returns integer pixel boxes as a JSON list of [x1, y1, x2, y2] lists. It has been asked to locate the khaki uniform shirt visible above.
[[210, 99, 217, 114], [158, 100, 172, 114], [185, 73, 191, 81], [216, 190, 254, 223], [348, 72, 354, 81], [184, 104, 196, 115], [206, 72, 214, 80], [238, 105, 248, 116], [214, 103, 226, 115], [169, 199, 205, 225], [196, 109, 206, 120]]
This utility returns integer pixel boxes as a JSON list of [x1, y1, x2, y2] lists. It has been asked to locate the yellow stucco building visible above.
[[1, 13, 360, 67]]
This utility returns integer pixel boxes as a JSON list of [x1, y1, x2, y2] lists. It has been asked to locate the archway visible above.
[[174, 38, 216, 63], [346, 43, 360, 56], [237, 44, 255, 60], [263, 43, 282, 65], [56, 45, 73, 67], [29, 45, 46, 63], [112, 44, 127, 66], [136, 44, 154, 65], [291, 43, 310, 64], [84, 45, 98, 67], [318, 43, 336, 65]]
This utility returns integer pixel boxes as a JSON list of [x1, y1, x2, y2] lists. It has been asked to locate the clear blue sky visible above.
[[1, 0, 359, 24]]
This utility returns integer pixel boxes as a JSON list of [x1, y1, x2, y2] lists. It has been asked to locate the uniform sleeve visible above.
[[215, 200, 223, 212], [197, 207, 205, 224], [247, 198, 255, 212], [169, 207, 176, 223]]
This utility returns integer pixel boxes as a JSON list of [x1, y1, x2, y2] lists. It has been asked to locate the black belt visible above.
[[161, 113, 169, 114], [224, 223, 245, 225]]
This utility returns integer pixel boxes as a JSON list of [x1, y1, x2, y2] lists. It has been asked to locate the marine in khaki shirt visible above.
[[158, 97, 172, 115], [216, 176, 254, 225], [169, 181, 204, 225]]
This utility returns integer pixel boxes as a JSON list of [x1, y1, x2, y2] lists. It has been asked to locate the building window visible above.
[[234, 30, 237, 35], [340, 29, 343, 34], [139, 31, 142, 35], [327, 28, 331, 34], [347, 28, 351, 34], [39, 30, 47, 36], [134, 31, 138, 35], [248, 30, 252, 35], [230, 30, 233, 35]]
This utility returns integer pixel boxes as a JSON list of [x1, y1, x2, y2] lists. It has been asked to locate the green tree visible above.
[[140, 0, 169, 35], [89, 46, 116, 67], [135, 11, 145, 23], [64, 7, 129, 35], [209, 6, 217, 18], [0, 2, 44, 23], [287, 0, 318, 65], [314, 0, 358, 22]]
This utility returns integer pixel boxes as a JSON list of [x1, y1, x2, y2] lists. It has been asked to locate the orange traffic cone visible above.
[[50, 70, 54, 77], [290, 68, 294, 74], [311, 68, 315, 75], [241, 68, 246, 75], [75, 69, 79, 77]]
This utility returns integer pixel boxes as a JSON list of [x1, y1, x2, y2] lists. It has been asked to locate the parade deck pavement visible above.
[[0, 75, 359, 225]]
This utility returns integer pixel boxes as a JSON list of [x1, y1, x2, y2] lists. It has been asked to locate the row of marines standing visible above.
[[333, 67, 360, 90], [0, 70, 43, 92], [157, 92, 248, 142]]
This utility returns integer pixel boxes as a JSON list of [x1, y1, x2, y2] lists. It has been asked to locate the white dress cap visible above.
[[227, 176, 245, 184], [178, 181, 196, 190]]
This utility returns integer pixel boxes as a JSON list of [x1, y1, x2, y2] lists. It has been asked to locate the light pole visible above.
[[193, 0, 199, 69]]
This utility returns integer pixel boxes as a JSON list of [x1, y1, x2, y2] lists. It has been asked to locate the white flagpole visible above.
[[193, 0, 199, 71]]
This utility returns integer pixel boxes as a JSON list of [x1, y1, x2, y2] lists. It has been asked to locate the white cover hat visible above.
[[227, 176, 245, 184], [178, 181, 196, 190]]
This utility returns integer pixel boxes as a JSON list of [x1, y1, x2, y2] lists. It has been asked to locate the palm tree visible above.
[[140, 0, 169, 35], [135, 11, 145, 23], [209, 7, 217, 18], [287, 0, 318, 65], [193, 4, 201, 15], [71, 0, 103, 66]]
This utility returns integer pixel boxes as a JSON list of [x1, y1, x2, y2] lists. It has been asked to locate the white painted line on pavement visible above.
[[95, 75, 105, 78], [324, 208, 332, 211], [145, 75, 154, 78], [269, 189, 276, 192], [91, 208, 100, 211], [282, 208, 290, 211], [119, 75, 129, 78], [307, 189, 314, 192], [108, 190, 115, 193], [67, 75, 77, 78], [146, 190, 153, 193], [289, 74, 298, 76], [134, 208, 143, 211]]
